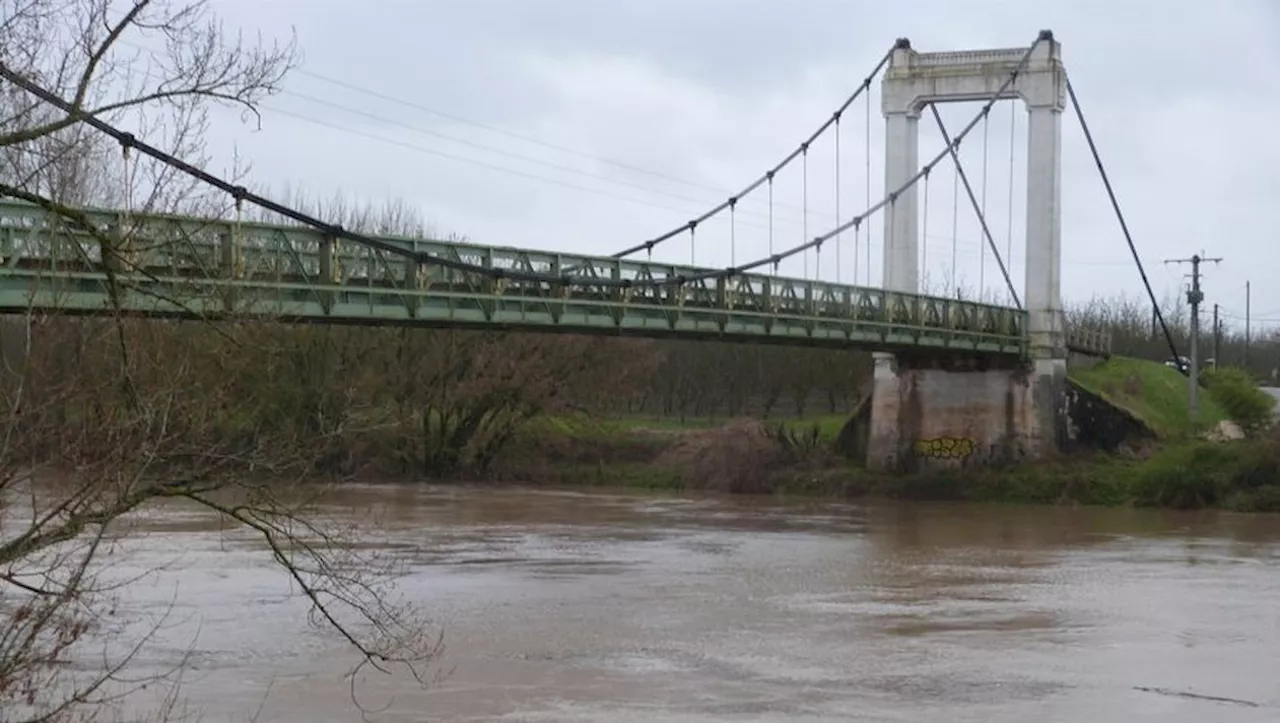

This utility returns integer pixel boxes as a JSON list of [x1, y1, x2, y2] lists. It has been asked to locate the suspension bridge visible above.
[[0, 30, 1164, 470]]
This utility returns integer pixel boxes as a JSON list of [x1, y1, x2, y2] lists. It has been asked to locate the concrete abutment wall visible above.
[[864, 354, 1066, 473]]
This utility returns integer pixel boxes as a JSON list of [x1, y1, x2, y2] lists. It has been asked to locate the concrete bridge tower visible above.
[[867, 31, 1067, 471]]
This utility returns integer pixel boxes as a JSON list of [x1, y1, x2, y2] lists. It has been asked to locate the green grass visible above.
[[1069, 356, 1226, 438], [531, 412, 851, 442]]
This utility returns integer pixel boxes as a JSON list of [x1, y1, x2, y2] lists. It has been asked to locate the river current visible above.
[[87, 485, 1280, 722]]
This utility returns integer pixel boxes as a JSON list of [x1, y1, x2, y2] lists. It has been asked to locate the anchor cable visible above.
[[930, 104, 1021, 309], [1066, 75, 1179, 360]]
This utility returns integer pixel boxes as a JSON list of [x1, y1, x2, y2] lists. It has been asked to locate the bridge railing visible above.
[[0, 200, 1030, 354], [1065, 326, 1112, 358]]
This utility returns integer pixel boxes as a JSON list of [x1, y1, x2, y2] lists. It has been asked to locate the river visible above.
[[86, 485, 1280, 721]]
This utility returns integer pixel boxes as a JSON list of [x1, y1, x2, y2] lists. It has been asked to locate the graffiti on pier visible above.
[[913, 436, 976, 460]]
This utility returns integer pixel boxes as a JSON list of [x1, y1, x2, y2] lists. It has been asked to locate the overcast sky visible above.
[[196, 0, 1280, 331]]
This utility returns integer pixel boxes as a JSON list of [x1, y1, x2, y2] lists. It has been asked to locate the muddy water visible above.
[[95, 485, 1280, 722]]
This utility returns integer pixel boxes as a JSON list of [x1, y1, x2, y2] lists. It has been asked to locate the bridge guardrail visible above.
[[0, 200, 1031, 356], [1066, 326, 1112, 358]]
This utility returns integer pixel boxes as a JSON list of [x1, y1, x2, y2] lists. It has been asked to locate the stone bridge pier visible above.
[[866, 32, 1068, 472]]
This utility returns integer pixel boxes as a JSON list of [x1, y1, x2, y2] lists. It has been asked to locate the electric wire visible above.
[[120, 38, 868, 248], [278, 88, 803, 228], [115, 36, 825, 222], [294, 66, 819, 217], [264, 105, 715, 221]]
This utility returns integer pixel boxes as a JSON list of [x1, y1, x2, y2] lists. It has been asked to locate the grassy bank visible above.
[[1068, 356, 1227, 437], [486, 356, 1280, 512], [499, 416, 1280, 512]]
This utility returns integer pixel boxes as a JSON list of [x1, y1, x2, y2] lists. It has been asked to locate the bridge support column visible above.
[[865, 32, 1069, 472], [1023, 50, 1069, 457]]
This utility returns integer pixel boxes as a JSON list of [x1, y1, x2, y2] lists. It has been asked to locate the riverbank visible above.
[[486, 412, 1280, 512], [320, 356, 1276, 512]]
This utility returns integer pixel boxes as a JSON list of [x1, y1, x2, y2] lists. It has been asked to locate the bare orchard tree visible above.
[[0, 2, 443, 721]]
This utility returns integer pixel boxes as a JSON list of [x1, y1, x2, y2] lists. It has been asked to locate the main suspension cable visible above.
[[1066, 74, 1179, 360], [609, 45, 896, 260]]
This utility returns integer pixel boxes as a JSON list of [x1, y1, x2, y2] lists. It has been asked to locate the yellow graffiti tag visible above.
[[913, 437, 976, 460]]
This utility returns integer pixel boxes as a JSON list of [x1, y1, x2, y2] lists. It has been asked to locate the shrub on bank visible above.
[[1114, 432, 1280, 511], [1203, 366, 1276, 436]]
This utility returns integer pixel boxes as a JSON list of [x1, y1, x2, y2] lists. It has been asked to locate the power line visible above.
[[261, 102, 797, 238], [1221, 310, 1280, 324], [125, 37, 890, 261], [278, 87, 812, 228], [296, 67, 766, 201], [119, 53, 815, 234], [0, 58, 727, 288], [120, 34, 744, 207], [294, 66, 831, 221]]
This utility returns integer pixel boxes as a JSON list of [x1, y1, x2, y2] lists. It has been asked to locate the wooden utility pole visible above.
[[1213, 302, 1221, 365], [1165, 254, 1222, 421], [1245, 280, 1251, 370]]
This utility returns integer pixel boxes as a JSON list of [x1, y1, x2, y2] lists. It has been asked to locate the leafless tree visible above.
[[0, 2, 444, 721], [0, 0, 295, 212]]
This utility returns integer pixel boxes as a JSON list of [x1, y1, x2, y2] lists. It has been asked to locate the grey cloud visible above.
[[199, 0, 1280, 324]]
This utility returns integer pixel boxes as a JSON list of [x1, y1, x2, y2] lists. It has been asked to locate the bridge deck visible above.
[[0, 200, 1033, 355]]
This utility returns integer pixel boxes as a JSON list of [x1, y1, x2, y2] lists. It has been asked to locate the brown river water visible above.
[[81, 485, 1280, 721]]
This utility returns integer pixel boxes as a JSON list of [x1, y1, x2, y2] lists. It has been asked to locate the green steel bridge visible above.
[[0, 200, 1109, 358]]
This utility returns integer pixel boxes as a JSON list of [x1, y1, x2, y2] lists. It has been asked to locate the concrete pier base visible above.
[[866, 352, 1067, 473]]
